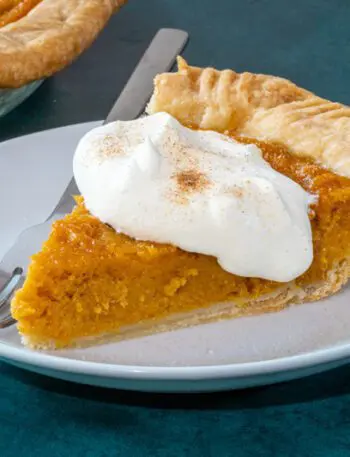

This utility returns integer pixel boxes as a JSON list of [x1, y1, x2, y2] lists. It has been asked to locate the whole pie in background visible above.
[[0, 0, 126, 88], [11, 59, 350, 349]]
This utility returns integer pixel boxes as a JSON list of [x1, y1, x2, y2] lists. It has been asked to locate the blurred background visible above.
[[0, 0, 349, 141]]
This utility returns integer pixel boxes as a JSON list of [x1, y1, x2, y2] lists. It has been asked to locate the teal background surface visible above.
[[1, 0, 350, 455]]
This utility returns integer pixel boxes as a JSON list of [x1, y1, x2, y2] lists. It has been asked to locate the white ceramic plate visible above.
[[0, 122, 350, 393]]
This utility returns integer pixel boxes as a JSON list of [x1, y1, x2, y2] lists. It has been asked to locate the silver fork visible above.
[[0, 28, 188, 329]]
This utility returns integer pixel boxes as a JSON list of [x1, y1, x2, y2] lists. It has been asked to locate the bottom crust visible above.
[[22, 259, 350, 350]]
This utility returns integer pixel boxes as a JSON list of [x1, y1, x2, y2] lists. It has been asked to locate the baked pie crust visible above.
[[0, 1, 43, 28], [11, 59, 350, 349], [148, 57, 350, 177], [0, 0, 126, 88]]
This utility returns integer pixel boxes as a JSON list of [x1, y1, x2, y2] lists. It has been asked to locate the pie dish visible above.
[[0, 79, 43, 116], [0, 0, 126, 88], [11, 58, 350, 349]]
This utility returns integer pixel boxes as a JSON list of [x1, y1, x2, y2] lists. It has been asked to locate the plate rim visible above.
[[0, 119, 100, 147], [1, 337, 350, 381]]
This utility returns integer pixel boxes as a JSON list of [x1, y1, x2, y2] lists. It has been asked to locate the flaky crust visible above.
[[0, 0, 126, 88], [147, 57, 350, 177]]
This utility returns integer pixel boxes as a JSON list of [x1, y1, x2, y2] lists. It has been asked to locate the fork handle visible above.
[[105, 28, 189, 123]]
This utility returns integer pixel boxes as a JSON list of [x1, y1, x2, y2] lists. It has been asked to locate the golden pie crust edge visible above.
[[0, 0, 126, 88], [147, 57, 350, 177]]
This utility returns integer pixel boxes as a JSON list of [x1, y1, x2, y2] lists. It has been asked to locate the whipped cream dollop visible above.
[[73, 112, 314, 282]]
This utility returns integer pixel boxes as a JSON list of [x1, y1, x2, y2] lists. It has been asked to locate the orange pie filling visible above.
[[11, 133, 350, 348], [0, 0, 42, 28]]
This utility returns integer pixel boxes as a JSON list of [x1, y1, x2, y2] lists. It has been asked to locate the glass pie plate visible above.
[[0, 80, 43, 117]]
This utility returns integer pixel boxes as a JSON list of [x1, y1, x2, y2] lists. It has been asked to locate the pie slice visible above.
[[0, 0, 126, 88], [11, 59, 350, 349]]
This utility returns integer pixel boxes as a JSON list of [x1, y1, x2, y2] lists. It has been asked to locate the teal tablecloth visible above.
[[1, 1, 350, 455]]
